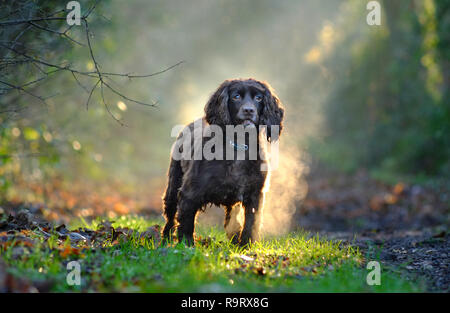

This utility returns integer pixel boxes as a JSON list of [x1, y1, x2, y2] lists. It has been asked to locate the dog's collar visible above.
[[229, 140, 249, 151]]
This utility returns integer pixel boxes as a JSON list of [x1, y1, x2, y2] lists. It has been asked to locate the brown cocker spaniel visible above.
[[162, 78, 284, 246]]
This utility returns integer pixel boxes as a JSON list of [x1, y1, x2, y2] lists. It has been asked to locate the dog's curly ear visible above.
[[205, 80, 231, 126], [259, 81, 284, 142]]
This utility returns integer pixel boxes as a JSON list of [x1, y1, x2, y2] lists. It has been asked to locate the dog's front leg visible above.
[[239, 192, 263, 246], [176, 197, 199, 246]]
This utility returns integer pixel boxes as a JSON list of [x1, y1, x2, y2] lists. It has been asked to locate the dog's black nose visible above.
[[242, 106, 255, 115]]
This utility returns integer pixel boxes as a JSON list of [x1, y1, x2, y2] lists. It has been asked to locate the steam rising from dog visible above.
[[222, 127, 309, 238], [261, 139, 309, 235], [225, 138, 309, 237]]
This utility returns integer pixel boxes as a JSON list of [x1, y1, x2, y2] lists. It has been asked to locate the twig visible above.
[[0, 79, 46, 103], [100, 61, 185, 79], [27, 21, 85, 46], [71, 71, 90, 94], [0, 17, 67, 26], [100, 83, 126, 127], [1, 0, 184, 124], [86, 79, 100, 110]]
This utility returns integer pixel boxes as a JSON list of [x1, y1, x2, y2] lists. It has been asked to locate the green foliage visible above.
[[312, 0, 450, 179]]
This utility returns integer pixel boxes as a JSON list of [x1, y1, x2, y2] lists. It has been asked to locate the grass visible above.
[[1, 215, 423, 292]]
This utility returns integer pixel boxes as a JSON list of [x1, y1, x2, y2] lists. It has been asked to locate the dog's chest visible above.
[[210, 160, 263, 204]]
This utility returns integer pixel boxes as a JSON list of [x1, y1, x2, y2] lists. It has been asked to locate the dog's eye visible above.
[[232, 94, 241, 101], [255, 95, 263, 102]]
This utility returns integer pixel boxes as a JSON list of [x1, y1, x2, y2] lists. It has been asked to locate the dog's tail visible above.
[[162, 157, 183, 239]]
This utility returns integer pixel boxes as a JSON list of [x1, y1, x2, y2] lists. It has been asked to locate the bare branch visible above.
[[100, 61, 185, 79], [83, 0, 102, 19], [0, 79, 46, 103], [0, 17, 67, 27], [71, 71, 90, 94], [100, 83, 126, 127], [1, 0, 184, 124], [27, 21, 85, 46], [83, 18, 157, 109], [86, 79, 100, 110]]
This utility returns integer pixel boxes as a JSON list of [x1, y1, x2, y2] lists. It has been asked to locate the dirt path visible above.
[[296, 167, 449, 292]]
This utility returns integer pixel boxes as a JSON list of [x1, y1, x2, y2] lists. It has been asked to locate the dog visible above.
[[161, 78, 284, 246]]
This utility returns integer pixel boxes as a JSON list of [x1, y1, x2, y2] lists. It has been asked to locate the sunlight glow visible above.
[[304, 46, 322, 64]]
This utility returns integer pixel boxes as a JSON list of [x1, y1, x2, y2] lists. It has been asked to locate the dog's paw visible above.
[[178, 235, 195, 247], [238, 237, 251, 247], [229, 232, 241, 245]]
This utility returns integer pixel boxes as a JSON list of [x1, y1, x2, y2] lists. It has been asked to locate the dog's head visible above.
[[205, 78, 284, 141]]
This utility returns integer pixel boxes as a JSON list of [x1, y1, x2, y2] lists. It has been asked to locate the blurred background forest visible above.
[[0, 0, 449, 226]]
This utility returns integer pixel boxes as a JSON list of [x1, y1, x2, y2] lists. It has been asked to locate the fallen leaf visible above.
[[59, 246, 81, 258]]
